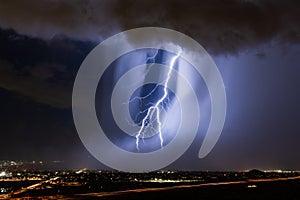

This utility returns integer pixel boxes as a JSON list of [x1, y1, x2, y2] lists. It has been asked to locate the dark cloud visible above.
[[0, 0, 120, 41], [0, 0, 299, 55], [0, 59, 72, 107], [30, 63, 66, 80], [0, 28, 95, 107], [113, 0, 300, 54]]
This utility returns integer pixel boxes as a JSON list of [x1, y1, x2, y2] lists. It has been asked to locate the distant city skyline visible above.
[[1, 165, 300, 199]]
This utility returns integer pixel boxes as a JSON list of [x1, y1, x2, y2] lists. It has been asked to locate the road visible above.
[[71, 175, 300, 199]]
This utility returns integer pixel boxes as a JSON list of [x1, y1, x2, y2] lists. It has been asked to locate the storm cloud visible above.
[[0, 0, 299, 106], [0, 0, 299, 54]]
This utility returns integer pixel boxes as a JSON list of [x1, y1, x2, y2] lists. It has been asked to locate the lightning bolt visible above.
[[135, 49, 182, 151]]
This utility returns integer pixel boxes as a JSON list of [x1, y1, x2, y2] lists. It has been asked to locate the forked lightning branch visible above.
[[133, 49, 182, 151]]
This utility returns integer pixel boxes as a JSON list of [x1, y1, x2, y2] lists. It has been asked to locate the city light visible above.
[[0, 171, 5, 177]]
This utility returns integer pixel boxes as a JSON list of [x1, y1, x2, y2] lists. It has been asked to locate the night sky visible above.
[[0, 0, 300, 171]]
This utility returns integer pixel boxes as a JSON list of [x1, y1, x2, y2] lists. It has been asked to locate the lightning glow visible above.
[[135, 49, 182, 151]]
